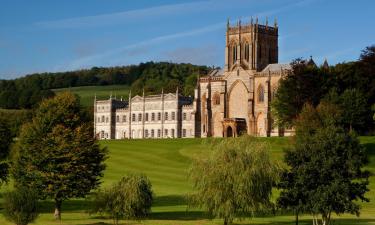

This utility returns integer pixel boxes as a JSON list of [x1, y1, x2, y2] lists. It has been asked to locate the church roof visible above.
[[261, 63, 291, 72]]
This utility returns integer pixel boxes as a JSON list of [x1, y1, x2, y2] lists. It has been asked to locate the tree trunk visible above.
[[54, 199, 62, 221], [224, 217, 228, 225], [295, 209, 299, 225]]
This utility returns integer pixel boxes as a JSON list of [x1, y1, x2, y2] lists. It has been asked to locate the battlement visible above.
[[227, 18, 278, 36]]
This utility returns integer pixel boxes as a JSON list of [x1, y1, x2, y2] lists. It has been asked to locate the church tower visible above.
[[224, 18, 278, 72]]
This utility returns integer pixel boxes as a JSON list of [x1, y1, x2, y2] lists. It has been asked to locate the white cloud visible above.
[[63, 0, 318, 70], [35, 1, 220, 29]]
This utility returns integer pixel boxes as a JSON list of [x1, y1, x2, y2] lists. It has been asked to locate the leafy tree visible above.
[[11, 92, 107, 220], [325, 89, 370, 132], [188, 136, 280, 225], [272, 58, 324, 128], [3, 187, 39, 225], [0, 118, 12, 185], [92, 174, 153, 225], [278, 103, 369, 225], [0, 118, 12, 183]]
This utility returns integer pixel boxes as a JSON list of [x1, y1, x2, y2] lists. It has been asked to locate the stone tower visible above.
[[224, 18, 278, 72]]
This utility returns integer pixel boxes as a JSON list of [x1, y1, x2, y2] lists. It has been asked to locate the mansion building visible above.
[[94, 18, 294, 139]]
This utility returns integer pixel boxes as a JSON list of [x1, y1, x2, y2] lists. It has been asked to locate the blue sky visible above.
[[0, 0, 374, 79]]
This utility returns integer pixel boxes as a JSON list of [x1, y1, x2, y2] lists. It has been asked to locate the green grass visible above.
[[53, 85, 130, 107], [0, 137, 374, 225]]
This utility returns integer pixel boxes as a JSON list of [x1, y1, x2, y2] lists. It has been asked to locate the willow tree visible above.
[[188, 136, 280, 225], [11, 92, 107, 220]]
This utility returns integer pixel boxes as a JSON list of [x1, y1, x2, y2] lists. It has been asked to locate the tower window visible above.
[[122, 115, 126, 122], [245, 43, 250, 62], [171, 112, 176, 120], [232, 45, 237, 63], [145, 113, 149, 121], [138, 113, 142, 121], [258, 85, 265, 103], [151, 113, 155, 121]]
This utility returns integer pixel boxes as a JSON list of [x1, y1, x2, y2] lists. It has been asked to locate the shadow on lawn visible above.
[[235, 218, 375, 225], [153, 194, 187, 207], [38, 199, 92, 213], [149, 210, 206, 220], [364, 142, 375, 156]]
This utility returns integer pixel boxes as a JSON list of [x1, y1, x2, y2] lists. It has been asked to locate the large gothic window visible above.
[[258, 85, 265, 103]]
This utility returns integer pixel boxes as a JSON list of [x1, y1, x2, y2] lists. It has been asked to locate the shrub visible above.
[[92, 174, 153, 225], [3, 187, 39, 225]]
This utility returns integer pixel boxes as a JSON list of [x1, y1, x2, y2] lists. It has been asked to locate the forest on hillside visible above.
[[0, 62, 210, 109]]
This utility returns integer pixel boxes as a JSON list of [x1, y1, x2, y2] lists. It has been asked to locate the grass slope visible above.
[[53, 85, 129, 107], [0, 137, 374, 225]]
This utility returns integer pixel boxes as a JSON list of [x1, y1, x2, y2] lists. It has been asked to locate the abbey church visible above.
[[94, 18, 293, 139]]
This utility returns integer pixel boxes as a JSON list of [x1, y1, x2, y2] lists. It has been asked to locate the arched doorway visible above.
[[227, 126, 233, 137]]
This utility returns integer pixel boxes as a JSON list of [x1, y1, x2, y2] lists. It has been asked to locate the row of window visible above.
[[126, 128, 191, 138], [97, 112, 192, 123]]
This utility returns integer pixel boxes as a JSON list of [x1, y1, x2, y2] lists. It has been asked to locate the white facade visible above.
[[94, 90, 196, 140]]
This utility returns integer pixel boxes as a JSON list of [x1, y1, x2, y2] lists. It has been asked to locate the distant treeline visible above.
[[0, 62, 210, 109]]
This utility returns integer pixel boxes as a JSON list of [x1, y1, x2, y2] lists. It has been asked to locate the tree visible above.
[[11, 92, 107, 220], [188, 136, 280, 225], [3, 187, 39, 225], [272, 58, 324, 128], [92, 174, 153, 225], [0, 118, 12, 185], [324, 88, 371, 132], [277, 103, 370, 225]]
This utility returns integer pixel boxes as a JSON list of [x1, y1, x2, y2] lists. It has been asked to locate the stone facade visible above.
[[94, 19, 293, 139]]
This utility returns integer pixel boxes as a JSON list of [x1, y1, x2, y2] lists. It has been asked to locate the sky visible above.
[[0, 0, 374, 79]]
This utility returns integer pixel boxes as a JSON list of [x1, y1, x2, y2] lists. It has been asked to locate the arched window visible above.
[[258, 85, 265, 103], [232, 45, 237, 63], [213, 93, 220, 105], [244, 43, 250, 62], [101, 116, 105, 123]]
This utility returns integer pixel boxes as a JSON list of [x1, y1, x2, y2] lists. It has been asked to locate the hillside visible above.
[[0, 62, 210, 109], [53, 85, 130, 107], [0, 137, 373, 225]]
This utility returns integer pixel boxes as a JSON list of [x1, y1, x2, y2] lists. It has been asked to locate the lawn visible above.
[[53, 85, 130, 107], [0, 137, 374, 225]]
